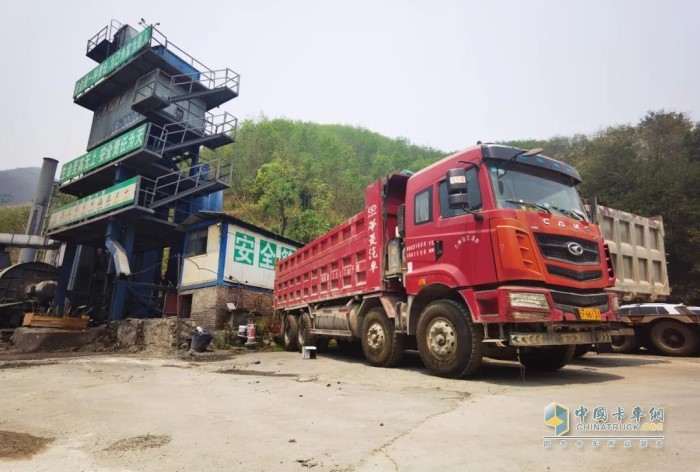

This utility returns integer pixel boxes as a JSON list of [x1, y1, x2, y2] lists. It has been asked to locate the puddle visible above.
[[0, 430, 54, 460]]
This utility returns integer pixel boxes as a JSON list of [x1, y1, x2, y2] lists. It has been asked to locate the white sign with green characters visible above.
[[233, 232, 256, 265], [226, 225, 297, 290], [279, 246, 295, 260], [59, 124, 148, 183], [259, 240, 277, 270], [47, 177, 138, 230], [74, 27, 153, 98]]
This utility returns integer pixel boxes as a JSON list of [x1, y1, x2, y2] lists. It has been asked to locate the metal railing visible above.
[[171, 68, 240, 98], [133, 68, 239, 108], [164, 112, 238, 147], [150, 26, 215, 77], [86, 19, 123, 56], [141, 157, 233, 210], [145, 122, 170, 155]]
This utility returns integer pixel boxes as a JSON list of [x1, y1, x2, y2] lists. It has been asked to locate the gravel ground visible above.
[[0, 349, 697, 471]]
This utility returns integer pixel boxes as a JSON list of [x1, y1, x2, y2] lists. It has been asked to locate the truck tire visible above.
[[416, 300, 483, 378], [649, 320, 699, 357], [297, 313, 315, 352], [519, 345, 575, 371], [282, 315, 299, 351], [361, 308, 405, 367], [611, 334, 638, 354]]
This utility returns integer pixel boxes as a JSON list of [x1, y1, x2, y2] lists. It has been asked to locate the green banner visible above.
[[59, 123, 149, 183], [74, 26, 153, 98], [48, 177, 139, 230]]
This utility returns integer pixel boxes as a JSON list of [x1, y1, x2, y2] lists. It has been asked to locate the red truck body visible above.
[[275, 144, 621, 378], [276, 176, 404, 306]]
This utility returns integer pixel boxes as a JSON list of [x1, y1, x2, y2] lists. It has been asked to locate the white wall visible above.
[[181, 224, 221, 287], [223, 223, 297, 290]]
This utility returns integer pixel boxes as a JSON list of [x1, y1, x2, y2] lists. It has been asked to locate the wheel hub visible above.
[[661, 328, 685, 349], [367, 322, 386, 352], [427, 317, 457, 360]]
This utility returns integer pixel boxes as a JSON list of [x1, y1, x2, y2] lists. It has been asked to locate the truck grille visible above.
[[550, 291, 610, 313], [546, 264, 603, 282], [535, 233, 600, 265]]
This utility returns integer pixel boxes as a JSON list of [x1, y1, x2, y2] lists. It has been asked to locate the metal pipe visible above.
[[18, 157, 58, 263]]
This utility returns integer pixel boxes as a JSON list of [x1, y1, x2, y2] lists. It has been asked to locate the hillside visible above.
[[0, 167, 40, 206], [207, 113, 700, 303], [205, 118, 446, 241]]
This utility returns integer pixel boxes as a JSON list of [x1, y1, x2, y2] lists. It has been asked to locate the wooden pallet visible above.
[[22, 314, 90, 331]]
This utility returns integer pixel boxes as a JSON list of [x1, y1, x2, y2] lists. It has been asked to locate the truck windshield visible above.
[[487, 161, 588, 221]]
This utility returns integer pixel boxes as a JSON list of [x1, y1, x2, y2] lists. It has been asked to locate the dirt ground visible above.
[[0, 348, 698, 471]]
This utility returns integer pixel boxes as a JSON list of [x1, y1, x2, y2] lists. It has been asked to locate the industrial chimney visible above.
[[17, 157, 59, 263]]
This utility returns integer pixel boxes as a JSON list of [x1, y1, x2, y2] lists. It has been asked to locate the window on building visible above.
[[186, 228, 208, 256], [438, 167, 482, 218], [414, 187, 432, 225]]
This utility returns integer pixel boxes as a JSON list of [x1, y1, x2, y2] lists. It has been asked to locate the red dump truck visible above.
[[274, 144, 621, 378]]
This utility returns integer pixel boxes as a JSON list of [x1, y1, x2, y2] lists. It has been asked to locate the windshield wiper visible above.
[[550, 205, 586, 221], [505, 199, 551, 214]]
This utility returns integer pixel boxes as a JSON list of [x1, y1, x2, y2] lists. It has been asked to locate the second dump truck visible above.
[[274, 144, 621, 378]]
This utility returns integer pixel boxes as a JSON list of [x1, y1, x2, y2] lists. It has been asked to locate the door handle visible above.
[[435, 240, 443, 260]]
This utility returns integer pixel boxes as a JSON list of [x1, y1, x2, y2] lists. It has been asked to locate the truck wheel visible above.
[[282, 315, 299, 351], [650, 320, 699, 357], [611, 334, 638, 354], [416, 300, 483, 378], [361, 308, 405, 367], [519, 345, 575, 371], [297, 313, 315, 352]]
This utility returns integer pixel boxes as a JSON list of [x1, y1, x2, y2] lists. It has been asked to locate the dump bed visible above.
[[275, 174, 408, 310], [597, 205, 670, 301]]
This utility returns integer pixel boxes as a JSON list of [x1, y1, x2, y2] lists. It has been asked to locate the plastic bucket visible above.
[[302, 346, 317, 359], [247, 323, 256, 339]]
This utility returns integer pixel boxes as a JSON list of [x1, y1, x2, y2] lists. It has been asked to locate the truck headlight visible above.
[[509, 292, 549, 309]]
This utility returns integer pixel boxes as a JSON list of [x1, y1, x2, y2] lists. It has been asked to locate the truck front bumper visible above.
[[465, 286, 619, 323], [509, 329, 611, 346]]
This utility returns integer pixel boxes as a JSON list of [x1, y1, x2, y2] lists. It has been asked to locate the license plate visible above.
[[579, 307, 602, 321]]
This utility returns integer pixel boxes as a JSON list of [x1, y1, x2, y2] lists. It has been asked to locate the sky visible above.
[[0, 0, 698, 171]]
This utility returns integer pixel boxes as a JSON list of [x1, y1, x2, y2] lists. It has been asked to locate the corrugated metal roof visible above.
[[178, 211, 304, 248]]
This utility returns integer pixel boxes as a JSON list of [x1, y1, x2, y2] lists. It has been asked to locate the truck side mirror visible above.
[[446, 168, 469, 209]]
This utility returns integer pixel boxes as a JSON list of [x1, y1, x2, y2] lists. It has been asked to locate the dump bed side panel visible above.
[[274, 180, 386, 309], [598, 205, 670, 300]]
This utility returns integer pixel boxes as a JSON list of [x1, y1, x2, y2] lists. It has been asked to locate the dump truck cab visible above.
[[404, 144, 617, 327]]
